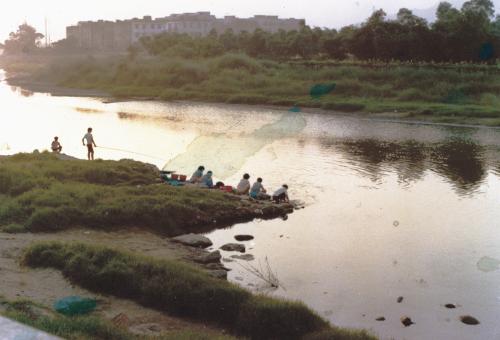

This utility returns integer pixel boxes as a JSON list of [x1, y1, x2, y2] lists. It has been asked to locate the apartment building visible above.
[[66, 12, 305, 50]]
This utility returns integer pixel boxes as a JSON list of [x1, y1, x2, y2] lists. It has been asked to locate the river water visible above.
[[2, 70, 500, 339]]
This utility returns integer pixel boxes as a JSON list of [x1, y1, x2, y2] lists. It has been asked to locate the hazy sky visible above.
[[0, 0, 498, 42]]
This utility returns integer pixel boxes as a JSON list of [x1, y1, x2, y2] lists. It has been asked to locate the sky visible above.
[[0, 0, 498, 43]]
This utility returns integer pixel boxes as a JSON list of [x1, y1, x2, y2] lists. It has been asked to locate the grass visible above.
[[0, 297, 134, 340], [0, 152, 279, 234], [0, 297, 237, 340], [2, 53, 500, 126], [22, 241, 376, 340]]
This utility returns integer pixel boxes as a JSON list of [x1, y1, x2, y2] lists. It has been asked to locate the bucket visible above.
[[179, 175, 187, 182], [222, 185, 233, 193], [171, 174, 179, 180]]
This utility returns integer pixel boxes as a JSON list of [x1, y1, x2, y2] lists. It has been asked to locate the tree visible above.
[[246, 29, 268, 57], [461, 0, 495, 18], [219, 29, 238, 51], [3, 23, 44, 54]]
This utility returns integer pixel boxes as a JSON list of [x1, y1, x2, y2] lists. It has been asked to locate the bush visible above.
[[397, 88, 434, 101], [480, 93, 500, 106], [236, 296, 328, 339], [1, 223, 27, 233], [21, 242, 380, 340], [210, 54, 263, 74]]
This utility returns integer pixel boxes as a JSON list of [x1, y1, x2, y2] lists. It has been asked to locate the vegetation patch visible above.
[[0, 297, 236, 340], [22, 242, 376, 340], [0, 152, 287, 234], [0, 298, 133, 339]]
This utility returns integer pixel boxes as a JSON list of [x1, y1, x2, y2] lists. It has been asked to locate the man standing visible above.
[[82, 127, 97, 160], [51, 137, 62, 153]]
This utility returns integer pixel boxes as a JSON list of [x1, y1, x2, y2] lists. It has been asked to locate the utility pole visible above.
[[45, 17, 48, 47]]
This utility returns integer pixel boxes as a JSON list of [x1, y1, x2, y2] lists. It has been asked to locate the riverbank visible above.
[[0, 152, 293, 234], [2, 54, 500, 127], [0, 152, 375, 339]]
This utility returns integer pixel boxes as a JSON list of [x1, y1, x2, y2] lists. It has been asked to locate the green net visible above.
[[53, 296, 97, 316]]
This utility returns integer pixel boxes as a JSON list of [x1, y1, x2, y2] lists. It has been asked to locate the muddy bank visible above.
[[0, 230, 234, 338], [5, 75, 110, 97]]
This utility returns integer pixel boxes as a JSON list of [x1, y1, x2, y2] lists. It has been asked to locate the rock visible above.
[[220, 243, 245, 253], [376, 317, 386, 321], [235, 235, 254, 241], [172, 234, 213, 248], [445, 303, 456, 309], [222, 258, 234, 263], [397, 296, 404, 303], [230, 254, 255, 261], [209, 270, 228, 280], [194, 251, 221, 264], [460, 315, 480, 325], [401, 317, 414, 327], [205, 263, 230, 271]]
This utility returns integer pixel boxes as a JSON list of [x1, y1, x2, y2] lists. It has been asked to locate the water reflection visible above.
[[330, 137, 489, 196], [333, 139, 427, 185], [430, 138, 486, 195]]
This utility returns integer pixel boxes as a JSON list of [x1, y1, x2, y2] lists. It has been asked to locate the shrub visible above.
[[397, 88, 434, 101], [210, 54, 263, 74], [1, 223, 28, 233], [480, 93, 500, 106], [236, 296, 328, 339]]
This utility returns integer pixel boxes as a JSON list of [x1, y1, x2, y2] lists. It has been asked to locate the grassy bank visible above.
[[22, 241, 376, 340], [0, 152, 290, 234], [0, 297, 236, 340], [2, 54, 500, 126]]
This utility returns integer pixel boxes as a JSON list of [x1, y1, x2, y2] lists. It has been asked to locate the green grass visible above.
[[22, 242, 376, 340], [0, 298, 134, 340], [0, 297, 237, 340], [3, 54, 500, 126], [0, 152, 272, 234]]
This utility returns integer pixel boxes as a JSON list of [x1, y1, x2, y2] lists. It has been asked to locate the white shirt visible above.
[[83, 133, 94, 145], [236, 179, 250, 193], [273, 187, 288, 197]]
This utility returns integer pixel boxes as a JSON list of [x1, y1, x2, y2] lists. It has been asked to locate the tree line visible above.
[[140, 0, 500, 63], [3, 0, 500, 63]]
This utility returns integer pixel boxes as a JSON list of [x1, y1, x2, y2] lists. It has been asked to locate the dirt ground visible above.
[[0, 229, 234, 338]]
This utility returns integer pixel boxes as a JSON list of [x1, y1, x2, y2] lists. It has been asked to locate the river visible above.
[[1, 70, 500, 339]]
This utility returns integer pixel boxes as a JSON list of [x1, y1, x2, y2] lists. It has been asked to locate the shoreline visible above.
[[5, 75, 500, 130]]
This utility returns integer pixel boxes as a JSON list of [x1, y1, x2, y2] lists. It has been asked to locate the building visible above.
[[165, 12, 216, 37], [66, 12, 305, 51]]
